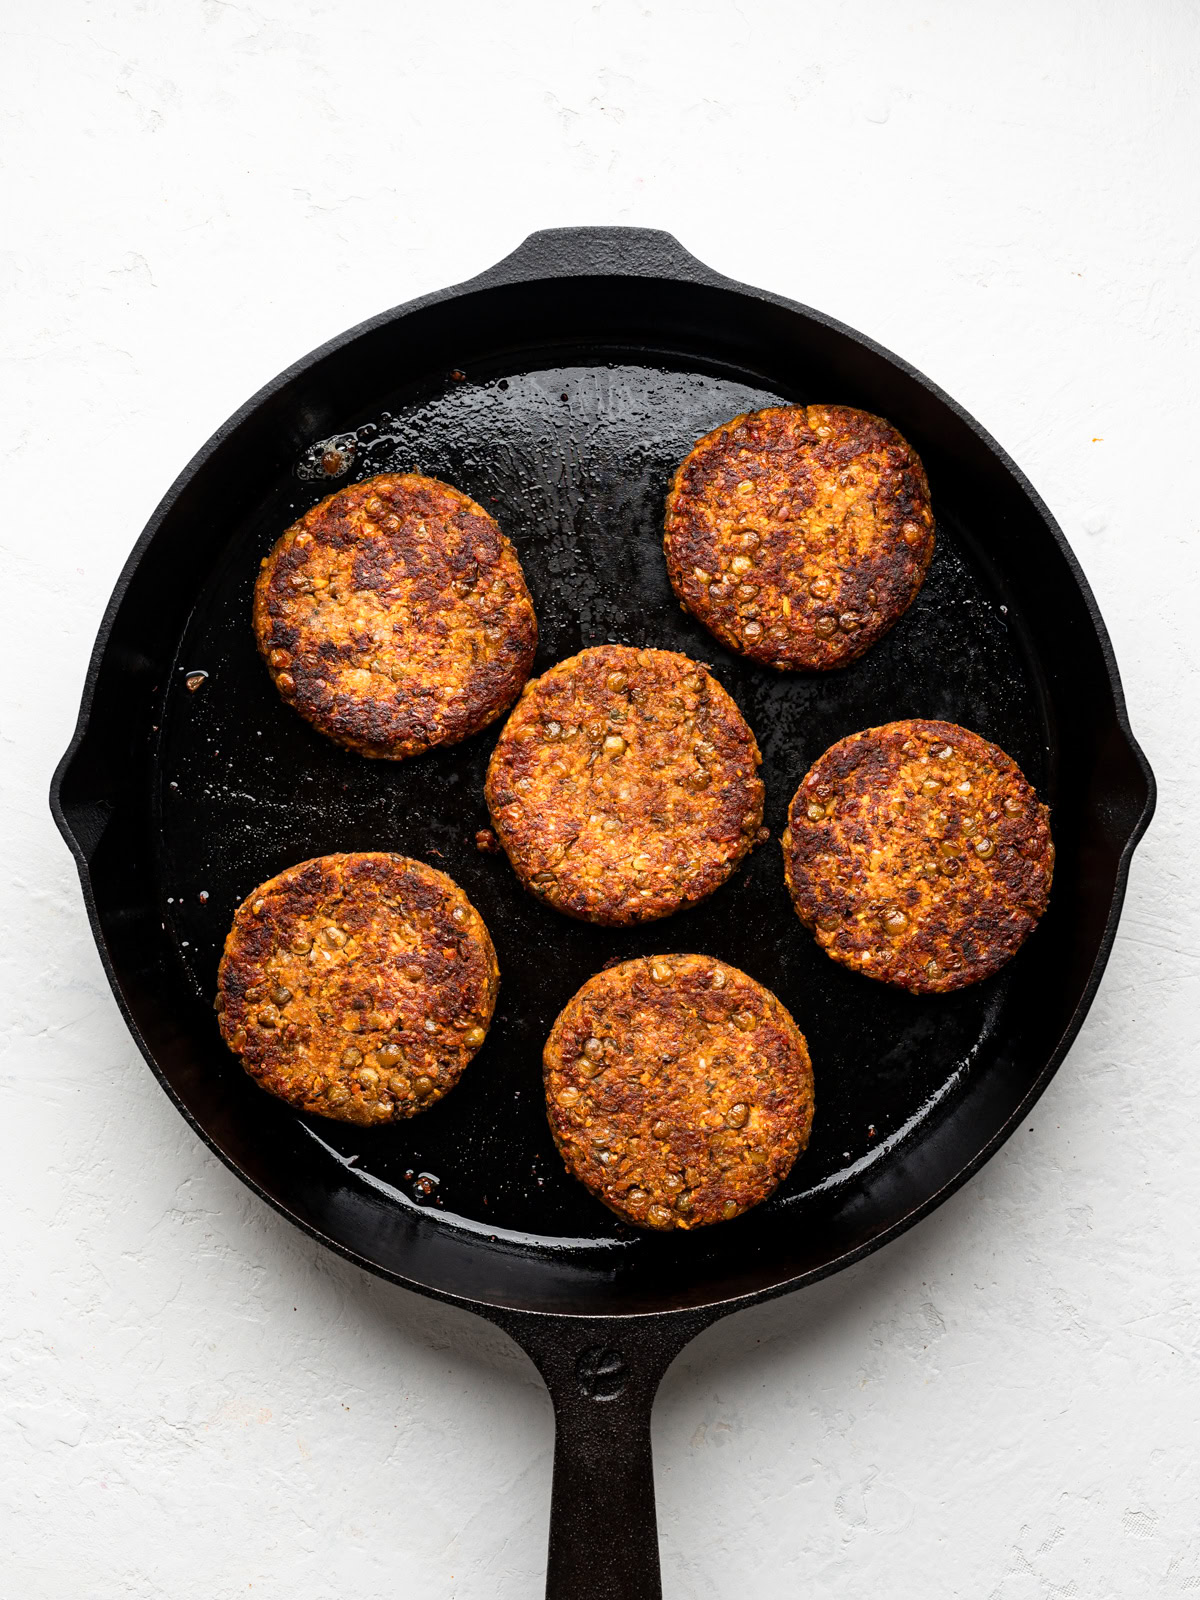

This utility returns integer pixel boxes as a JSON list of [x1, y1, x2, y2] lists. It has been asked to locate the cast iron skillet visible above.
[[51, 227, 1154, 1598]]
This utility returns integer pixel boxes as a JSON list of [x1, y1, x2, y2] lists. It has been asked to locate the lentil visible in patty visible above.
[[544, 954, 814, 1229], [254, 473, 537, 758], [216, 852, 499, 1125], [664, 405, 934, 669], [782, 719, 1054, 993], [485, 646, 765, 925]]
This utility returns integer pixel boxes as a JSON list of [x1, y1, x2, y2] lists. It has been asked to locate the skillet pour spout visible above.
[[50, 226, 1154, 1597]]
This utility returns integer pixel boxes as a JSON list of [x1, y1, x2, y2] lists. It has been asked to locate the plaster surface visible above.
[[2, 3, 1197, 1595]]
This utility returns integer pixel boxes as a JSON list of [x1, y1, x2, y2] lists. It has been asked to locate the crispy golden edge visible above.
[[484, 645, 765, 926], [781, 719, 1054, 994], [216, 851, 499, 1125], [664, 404, 935, 671], [543, 954, 814, 1229], [253, 472, 537, 759]]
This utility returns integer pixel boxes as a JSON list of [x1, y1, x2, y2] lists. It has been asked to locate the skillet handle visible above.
[[491, 1308, 715, 1599], [473, 225, 721, 289]]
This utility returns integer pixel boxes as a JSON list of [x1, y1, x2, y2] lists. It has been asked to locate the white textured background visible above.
[[3, 3, 1197, 1595]]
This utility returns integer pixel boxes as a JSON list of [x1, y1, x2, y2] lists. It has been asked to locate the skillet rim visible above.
[[49, 225, 1156, 1323]]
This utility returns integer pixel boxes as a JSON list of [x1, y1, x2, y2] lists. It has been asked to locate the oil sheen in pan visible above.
[[155, 362, 1046, 1243]]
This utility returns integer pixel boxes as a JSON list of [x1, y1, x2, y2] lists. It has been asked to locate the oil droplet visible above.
[[297, 432, 357, 480], [413, 1172, 441, 1203]]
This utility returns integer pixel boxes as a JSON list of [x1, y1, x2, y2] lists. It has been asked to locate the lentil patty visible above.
[[663, 405, 934, 670], [544, 955, 814, 1230], [216, 852, 498, 1125], [782, 719, 1054, 993], [253, 473, 537, 758], [485, 646, 765, 925]]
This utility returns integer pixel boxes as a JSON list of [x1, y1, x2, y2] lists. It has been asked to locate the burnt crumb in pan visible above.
[[254, 472, 537, 758], [544, 954, 814, 1229], [216, 852, 499, 1125], [782, 719, 1053, 993], [664, 404, 934, 670], [485, 645, 765, 925]]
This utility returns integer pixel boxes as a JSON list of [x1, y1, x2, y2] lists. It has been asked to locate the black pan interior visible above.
[[57, 261, 1151, 1316]]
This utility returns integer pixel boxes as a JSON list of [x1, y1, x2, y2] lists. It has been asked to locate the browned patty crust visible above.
[[254, 473, 537, 758], [485, 646, 765, 926], [663, 405, 935, 670], [216, 853, 499, 1125], [544, 955, 814, 1230], [782, 720, 1054, 994]]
